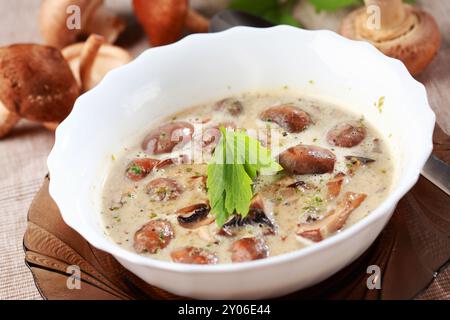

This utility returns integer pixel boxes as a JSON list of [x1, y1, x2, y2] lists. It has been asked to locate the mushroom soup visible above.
[[102, 91, 394, 264]]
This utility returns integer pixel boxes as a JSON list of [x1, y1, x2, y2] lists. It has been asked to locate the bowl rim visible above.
[[48, 25, 435, 274]]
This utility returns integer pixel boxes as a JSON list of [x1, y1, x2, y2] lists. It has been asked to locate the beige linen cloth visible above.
[[0, 0, 449, 300]]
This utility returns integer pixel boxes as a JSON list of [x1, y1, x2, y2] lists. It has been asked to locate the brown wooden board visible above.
[[23, 126, 450, 300]]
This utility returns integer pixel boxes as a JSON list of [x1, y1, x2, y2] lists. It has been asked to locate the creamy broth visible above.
[[101, 91, 394, 264]]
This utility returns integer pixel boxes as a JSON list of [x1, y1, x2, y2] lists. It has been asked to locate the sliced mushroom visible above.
[[260, 104, 312, 133], [265, 176, 317, 200], [133, 219, 174, 253], [214, 98, 243, 116], [220, 194, 275, 236], [326, 172, 346, 200], [155, 154, 191, 170], [327, 121, 366, 148], [0, 44, 80, 122], [297, 192, 367, 242], [125, 158, 159, 181], [345, 156, 375, 176], [39, 0, 125, 49], [230, 237, 268, 263], [200, 121, 235, 153], [372, 138, 382, 154], [132, 0, 209, 47], [279, 145, 336, 175], [177, 203, 215, 229], [0, 101, 20, 138], [171, 246, 218, 264], [62, 34, 131, 92], [340, 0, 440, 75], [287, 180, 316, 191], [345, 156, 376, 165], [146, 178, 182, 201], [142, 121, 194, 155], [189, 175, 207, 192]]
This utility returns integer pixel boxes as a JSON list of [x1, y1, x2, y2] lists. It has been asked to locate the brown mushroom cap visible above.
[[132, 0, 209, 47], [0, 44, 80, 122], [340, 1, 441, 75], [62, 35, 131, 92], [0, 101, 20, 138], [39, 0, 125, 49], [133, 0, 188, 47]]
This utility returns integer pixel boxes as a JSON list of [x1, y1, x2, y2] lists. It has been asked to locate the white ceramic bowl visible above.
[[48, 26, 435, 299]]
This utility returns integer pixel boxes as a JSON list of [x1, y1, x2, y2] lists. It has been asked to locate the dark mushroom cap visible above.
[[0, 44, 80, 122], [176, 203, 214, 229]]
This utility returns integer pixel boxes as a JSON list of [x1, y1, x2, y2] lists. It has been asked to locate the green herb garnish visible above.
[[377, 96, 385, 113], [229, 0, 300, 27], [128, 165, 143, 175], [207, 128, 283, 227]]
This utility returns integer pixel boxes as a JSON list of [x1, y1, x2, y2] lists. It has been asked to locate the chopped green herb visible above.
[[128, 165, 143, 175], [358, 116, 365, 128], [185, 167, 193, 173], [377, 96, 385, 113]]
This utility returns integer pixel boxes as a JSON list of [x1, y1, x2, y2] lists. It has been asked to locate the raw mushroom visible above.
[[0, 101, 20, 138], [62, 34, 132, 92], [39, 0, 125, 49], [340, 0, 441, 75], [176, 203, 215, 229], [0, 44, 79, 123], [45, 35, 131, 131], [132, 0, 209, 47]]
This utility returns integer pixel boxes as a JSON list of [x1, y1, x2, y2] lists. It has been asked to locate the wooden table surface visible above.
[[0, 0, 449, 300]]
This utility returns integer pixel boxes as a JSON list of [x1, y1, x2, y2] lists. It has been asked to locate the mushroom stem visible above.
[[340, 0, 441, 75], [85, 4, 126, 43], [0, 101, 20, 138], [364, 0, 406, 30], [185, 9, 210, 33], [361, 0, 416, 42], [79, 35, 106, 93]]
